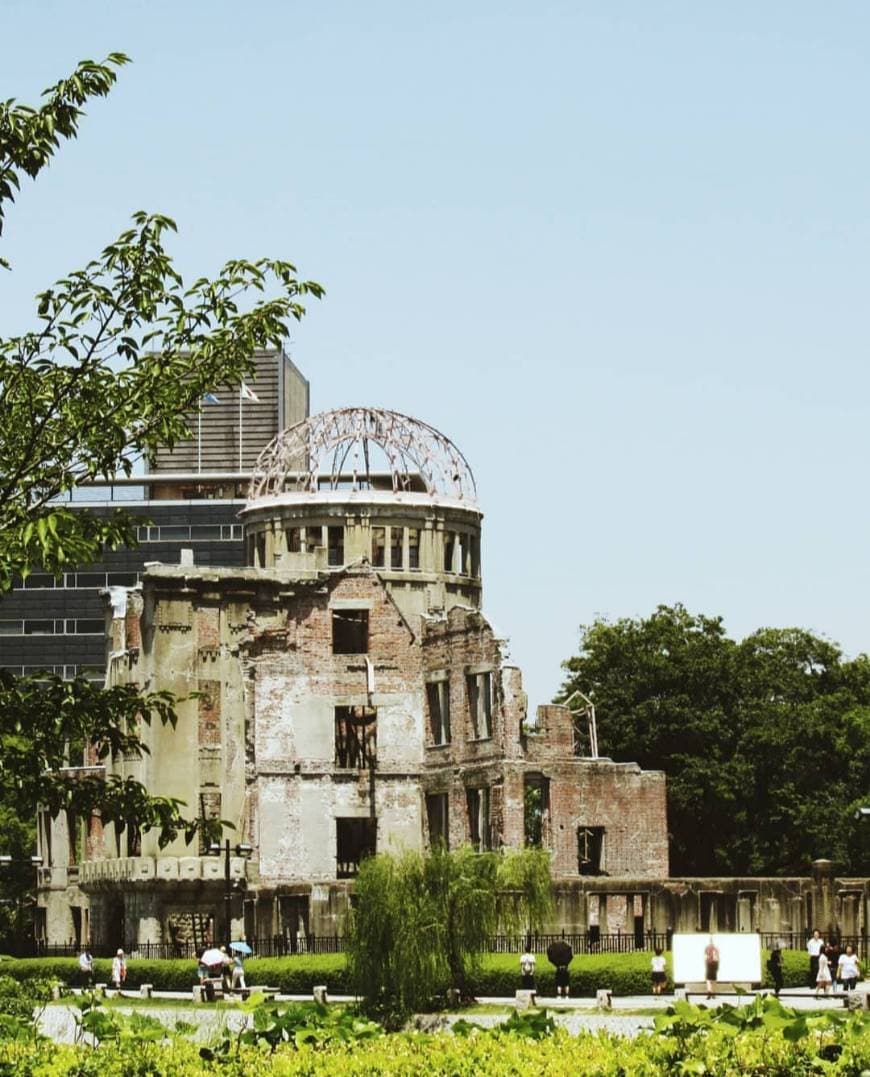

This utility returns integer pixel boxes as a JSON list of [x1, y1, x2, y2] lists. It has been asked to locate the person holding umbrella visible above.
[[198, 947, 226, 1001], [230, 941, 251, 992], [546, 940, 573, 999]]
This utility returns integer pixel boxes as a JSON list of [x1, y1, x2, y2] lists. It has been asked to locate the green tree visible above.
[[0, 56, 323, 859], [347, 846, 552, 1022], [559, 604, 870, 875]]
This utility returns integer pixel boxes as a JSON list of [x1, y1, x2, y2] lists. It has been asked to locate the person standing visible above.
[[111, 949, 126, 993], [815, 950, 832, 997], [767, 947, 783, 997], [704, 937, 720, 1000], [231, 952, 247, 993], [519, 948, 536, 990], [78, 948, 94, 989], [554, 964, 570, 998], [807, 930, 825, 988], [651, 947, 667, 996], [837, 945, 861, 992]]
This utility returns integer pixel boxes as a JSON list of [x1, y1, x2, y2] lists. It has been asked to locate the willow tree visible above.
[[347, 846, 552, 1021]]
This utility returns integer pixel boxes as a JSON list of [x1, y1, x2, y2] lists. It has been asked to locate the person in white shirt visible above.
[[837, 945, 861, 992], [78, 949, 93, 989], [111, 949, 126, 992], [815, 951, 832, 997], [650, 947, 667, 996], [519, 949, 536, 990], [807, 930, 825, 987]]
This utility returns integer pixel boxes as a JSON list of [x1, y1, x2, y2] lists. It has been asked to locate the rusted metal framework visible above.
[[249, 407, 477, 503]]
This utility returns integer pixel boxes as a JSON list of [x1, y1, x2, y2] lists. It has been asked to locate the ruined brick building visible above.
[[37, 408, 869, 951], [38, 408, 670, 949]]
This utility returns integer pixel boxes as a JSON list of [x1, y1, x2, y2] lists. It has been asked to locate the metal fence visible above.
[[17, 931, 867, 961]]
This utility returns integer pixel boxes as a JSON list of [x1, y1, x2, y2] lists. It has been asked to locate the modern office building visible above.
[[0, 348, 309, 684]]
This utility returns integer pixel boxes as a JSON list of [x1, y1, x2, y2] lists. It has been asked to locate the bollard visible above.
[[596, 989, 612, 1010], [140, 984, 153, 999], [192, 985, 205, 1003], [94, 983, 107, 998], [313, 985, 328, 1005], [515, 989, 536, 1011], [674, 988, 687, 1001], [51, 985, 61, 1000]]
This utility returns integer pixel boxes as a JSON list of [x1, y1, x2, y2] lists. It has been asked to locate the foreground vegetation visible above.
[[1, 987, 870, 1075]]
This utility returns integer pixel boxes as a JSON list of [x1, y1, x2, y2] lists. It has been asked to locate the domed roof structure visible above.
[[248, 407, 477, 504]]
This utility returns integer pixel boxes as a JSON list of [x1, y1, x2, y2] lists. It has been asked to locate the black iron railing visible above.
[[16, 930, 866, 962]]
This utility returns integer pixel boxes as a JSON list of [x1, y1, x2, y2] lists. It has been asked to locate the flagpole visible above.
[[239, 386, 243, 471]]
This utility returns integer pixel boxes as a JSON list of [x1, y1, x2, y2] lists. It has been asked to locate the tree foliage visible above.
[[0, 55, 322, 854], [559, 604, 870, 875], [347, 846, 552, 1022]]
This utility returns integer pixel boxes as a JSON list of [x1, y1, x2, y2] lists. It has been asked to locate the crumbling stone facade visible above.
[[37, 408, 673, 949]]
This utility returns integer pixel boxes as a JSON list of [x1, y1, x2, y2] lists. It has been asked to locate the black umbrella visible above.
[[547, 941, 573, 968]]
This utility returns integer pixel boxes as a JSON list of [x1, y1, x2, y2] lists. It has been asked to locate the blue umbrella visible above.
[[229, 941, 252, 955]]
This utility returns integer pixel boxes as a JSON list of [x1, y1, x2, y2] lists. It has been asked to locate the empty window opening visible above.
[[332, 609, 369, 654], [577, 826, 605, 876], [198, 790, 222, 855], [466, 786, 491, 851], [288, 528, 302, 553], [372, 527, 386, 568], [336, 817, 377, 878], [443, 533, 455, 572], [426, 793, 449, 849], [524, 774, 550, 847], [408, 528, 420, 570], [466, 671, 493, 739], [328, 526, 344, 566], [426, 680, 451, 745], [470, 535, 480, 577], [334, 705, 377, 768], [255, 532, 267, 567], [305, 526, 323, 553], [390, 527, 403, 569]]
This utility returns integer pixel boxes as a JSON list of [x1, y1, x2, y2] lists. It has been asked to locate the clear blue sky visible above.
[[3, 1, 869, 713]]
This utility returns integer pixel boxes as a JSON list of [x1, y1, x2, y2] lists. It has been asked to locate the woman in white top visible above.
[[837, 946, 861, 992], [815, 951, 832, 997]]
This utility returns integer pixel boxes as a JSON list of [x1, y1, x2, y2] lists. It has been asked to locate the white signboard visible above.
[[672, 933, 762, 985]]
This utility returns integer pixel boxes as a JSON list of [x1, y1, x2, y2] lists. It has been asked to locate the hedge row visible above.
[[0, 950, 816, 997], [2, 1021, 870, 1075]]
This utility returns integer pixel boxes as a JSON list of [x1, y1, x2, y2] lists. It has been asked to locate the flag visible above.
[[240, 382, 261, 402], [202, 392, 221, 404]]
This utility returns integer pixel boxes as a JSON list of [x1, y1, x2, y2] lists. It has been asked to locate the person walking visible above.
[[807, 930, 825, 988], [519, 948, 536, 990], [651, 947, 667, 996], [78, 948, 94, 989], [231, 952, 247, 993], [704, 937, 720, 999], [837, 945, 861, 992], [767, 946, 783, 997], [815, 951, 832, 998], [111, 949, 126, 993]]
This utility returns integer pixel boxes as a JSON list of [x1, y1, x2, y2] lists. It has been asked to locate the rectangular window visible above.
[[23, 574, 56, 589], [372, 527, 386, 567], [25, 620, 56, 635], [74, 572, 106, 588], [288, 528, 302, 553], [305, 526, 322, 553], [577, 826, 605, 875], [390, 527, 403, 569], [426, 793, 449, 849], [336, 817, 377, 878], [408, 528, 420, 570], [160, 526, 190, 540], [334, 705, 377, 768], [328, 526, 344, 567], [524, 774, 550, 847], [73, 620, 104, 635], [106, 572, 138, 587], [466, 671, 493, 739], [443, 533, 455, 572], [332, 609, 369, 654], [426, 681, 451, 745], [192, 524, 222, 540], [466, 787, 491, 851], [0, 622, 23, 635]]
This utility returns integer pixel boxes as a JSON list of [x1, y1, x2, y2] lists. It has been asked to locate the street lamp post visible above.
[[208, 840, 252, 948]]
